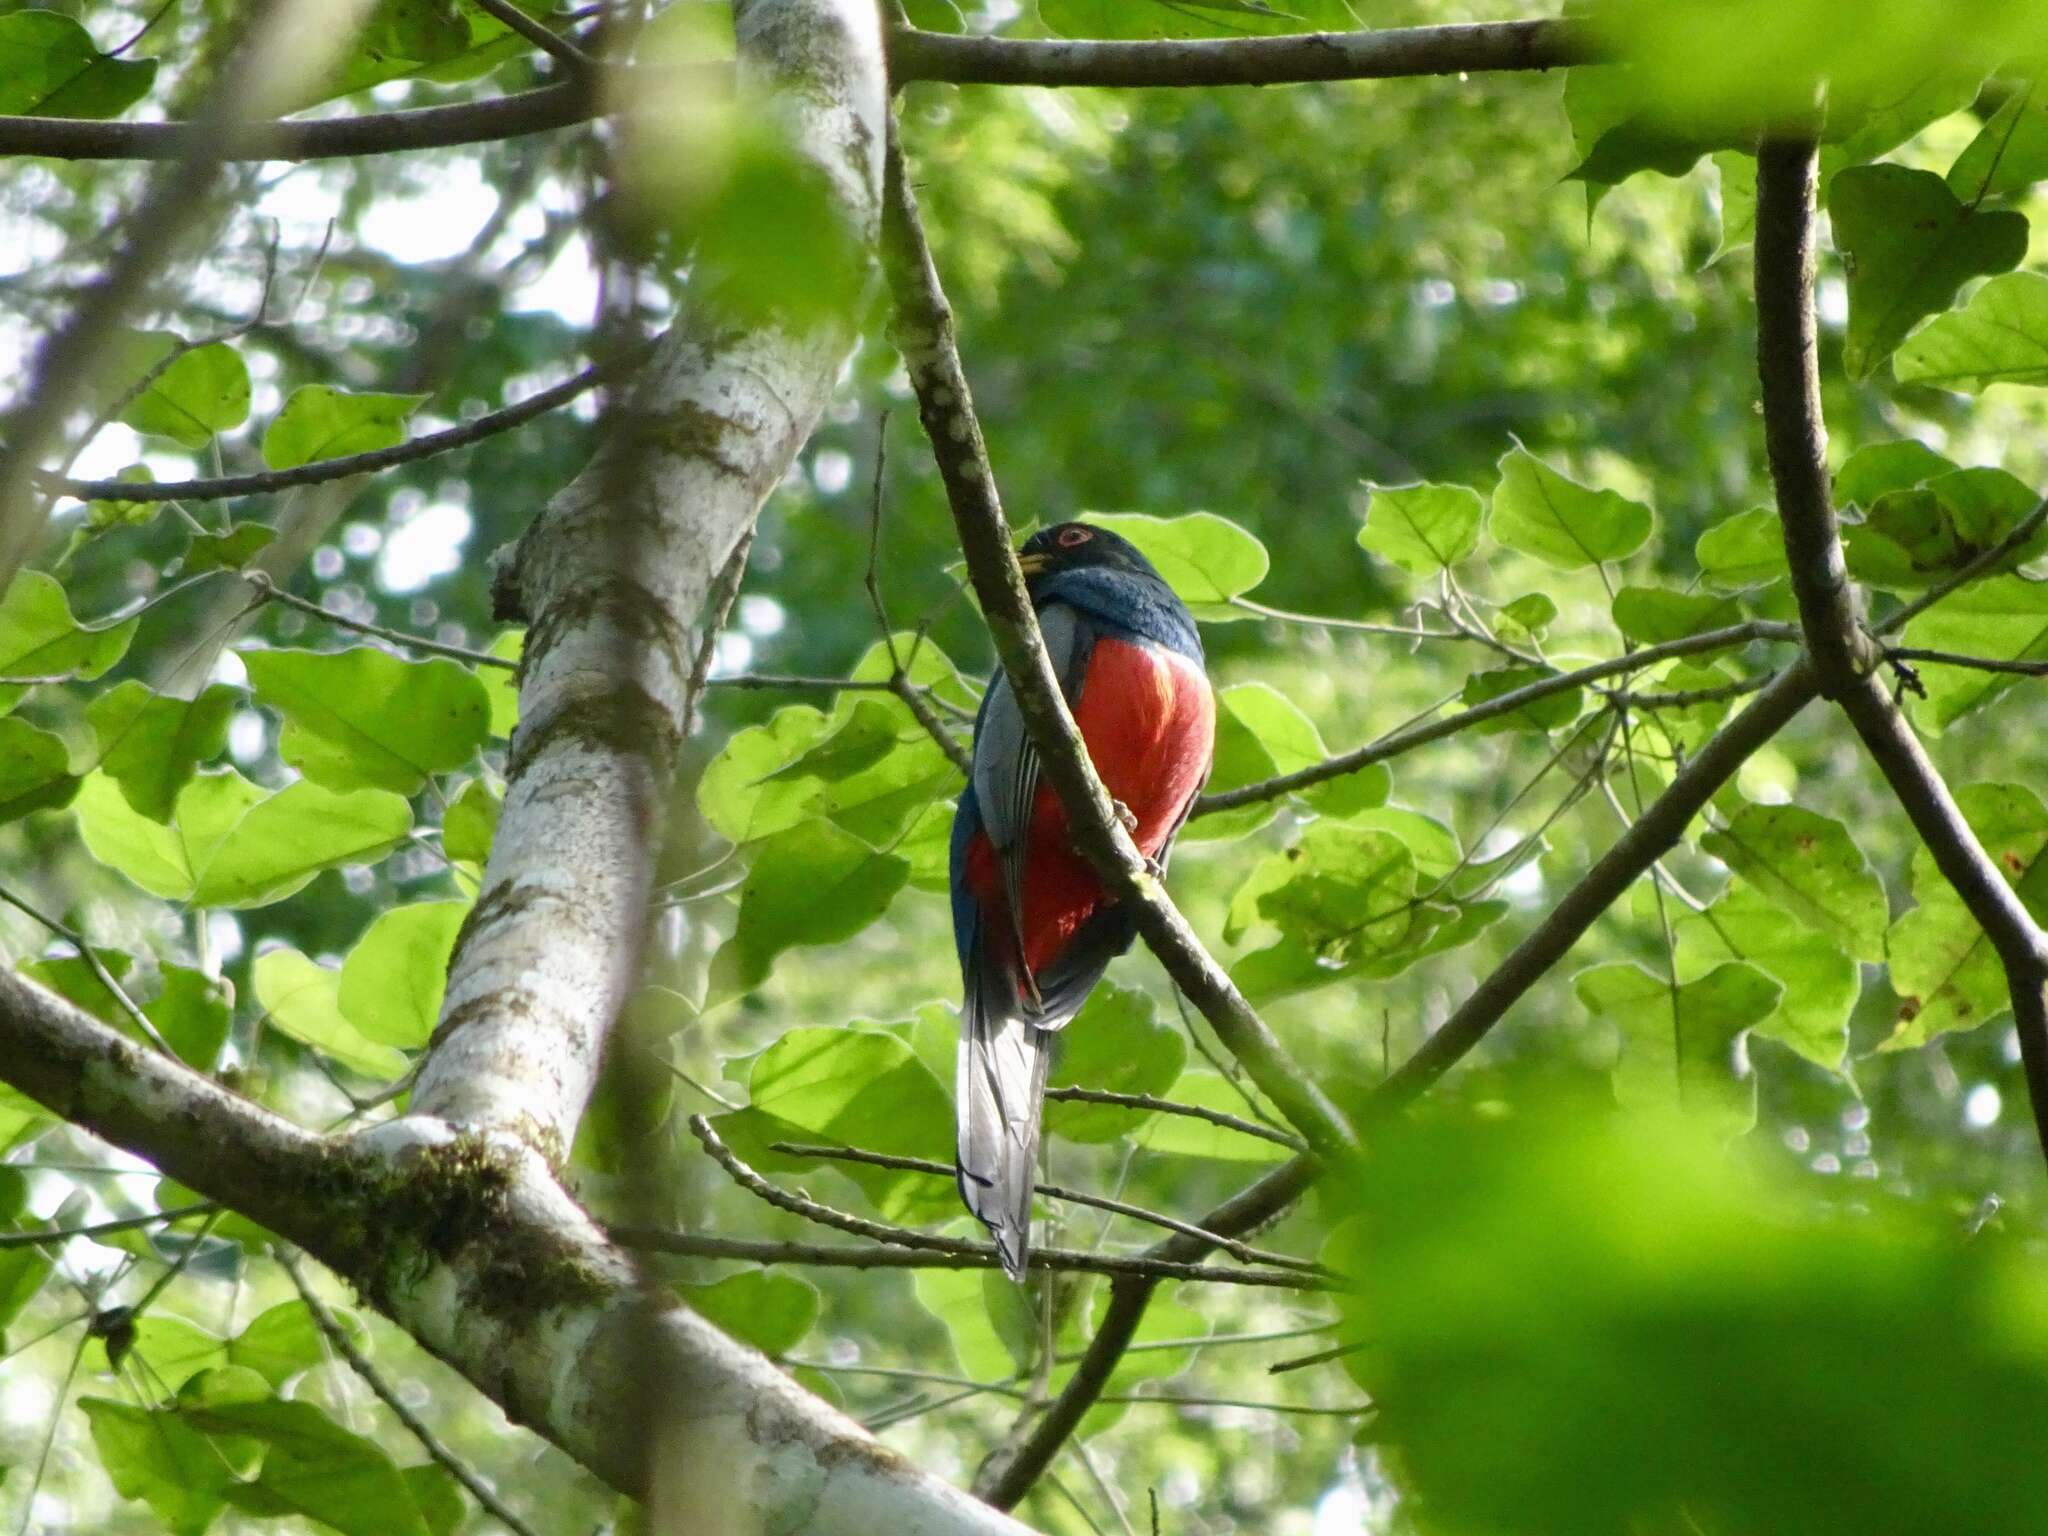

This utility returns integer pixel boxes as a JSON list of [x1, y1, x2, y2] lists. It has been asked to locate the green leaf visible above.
[[1901, 575, 2048, 731], [1674, 886, 1854, 1072], [761, 694, 961, 846], [1893, 270, 2048, 392], [1844, 467, 2048, 589], [1700, 802, 1887, 962], [1694, 507, 1788, 590], [710, 821, 911, 997], [147, 964, 231, 1070], [261, 386, 425, 470], [678, 1270, 820, 1357], [1134, 1071, 1289, 1162], [1577, 960, 1779, 1136], [253, 948, 410, 1080], [1227, 824, 1416, 950], [1358, 482, 1483, 577], [231, 1300, 350, 1388], [242, 646, 491, 795], [0, 1247, 49, 1332], [443, 777, 500, 864], [339, 901, 468, 1048], [481, 628, 522, 739], [1711, 151, 1758, 263], [81, 1395, 234, 1536], [1885, 782, 2048, 1049], [0, 716, 77, 822], [119, 341, 250, 449], [1611, 585, 1746, 644], [1489, 447, 1654, 570], [86, 681, 237, 822], [1833, 440, 1959, 510], [1828, 164, 2028, 379], [192, 1391, 439, 1536], [1187, 681, 1387, 843], [0, 570, 136, 714], [0, 11, 156, 118], [181, 522, 278, 575], [715, 1025, 954, 1217], [1460, 666, 1584, 735], [1086, 511, 1269, 619], [1947, 81, 2048, 203], [1044, 983, 1188, 1142], [1497, 592, 1559, 639]]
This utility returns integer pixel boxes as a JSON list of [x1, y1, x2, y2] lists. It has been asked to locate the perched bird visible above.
[[950, 522, 1215, 1279]]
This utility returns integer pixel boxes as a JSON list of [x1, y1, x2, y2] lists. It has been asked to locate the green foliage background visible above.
[[5, 0, 2048, 1532]]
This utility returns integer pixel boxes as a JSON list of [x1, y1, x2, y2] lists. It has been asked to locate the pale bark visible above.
[[410, 0, 885, 1156], [0, 0, 1038, 1528]]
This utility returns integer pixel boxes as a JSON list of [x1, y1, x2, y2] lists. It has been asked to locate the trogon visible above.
[[949, 521, 1215, 1279]]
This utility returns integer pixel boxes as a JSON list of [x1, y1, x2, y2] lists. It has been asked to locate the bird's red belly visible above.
[[966, 638, 1214, 978]]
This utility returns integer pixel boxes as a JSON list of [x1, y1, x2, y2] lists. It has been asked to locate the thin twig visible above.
[[40, 357, 623, 505], [0, 1202, 218, 1250], [0, 884, 178, 1058], [471, 0, 596, 71], [281, 1250, 542, 1536], [1194, 621, 1800, 815], [767, 1141, 1330, 1273], [1041, 1086, 1307, 1151], [686, 1116, 1325, 1289]]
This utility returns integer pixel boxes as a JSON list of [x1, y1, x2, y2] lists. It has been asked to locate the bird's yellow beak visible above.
[[1016, 551, 1049, 576]]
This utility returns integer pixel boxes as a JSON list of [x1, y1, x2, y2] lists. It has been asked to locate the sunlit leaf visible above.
[[241, 646, 491, 795], [1358, 482, 1483, 577], [1088, 510, 1269, 619], [1700, 801, 1887, 962], [86, 682, 237, 823], [1188, 681, 1387, 843], [339, 901, 469, 1049], [442, 776, 501, 864], [1044, 982, 1187, 1142], [1675, 885, 1854, 1071], [1829, 165, 2027, 379], [252, 948, 409, 1080], [0, 11, 156, 118], [1901, 575, 2048, 731], [1577, 960, 1777, 1136], [1460, 665, 1583, 734], [678, 1270, 820, 1357], [1885, 782, 2048, 1050], [118, 341, 251, 449], [1894, 270, 2048, 393], [0, 570, 136, 714], [1694, 507, 1787, 590], [1611, 585, 1745, 644], [1948, 81, 2048, 203], [1489, 447, 1653, 570], [709, 821, 911, 998], [261, 386, 425, 470], [0, 716, 78, 822]]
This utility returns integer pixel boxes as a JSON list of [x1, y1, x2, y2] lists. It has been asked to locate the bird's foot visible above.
[[1111, 799, 1140, 835]]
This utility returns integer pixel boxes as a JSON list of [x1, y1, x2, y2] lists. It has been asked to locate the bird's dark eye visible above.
[[1057, 527, 1092, 549]]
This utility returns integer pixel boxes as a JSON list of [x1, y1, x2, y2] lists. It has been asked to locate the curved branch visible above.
[[880, 123, 1357, 1159], [38, 357, 621, 504], [689, 1117, 1325, 1289], [0, 81, 600, 161], [0, 18, 1595, 166], [1754, 135, 2048, 1163], [1194, 621, 1799, 815], [889, 17, 1599, 89]]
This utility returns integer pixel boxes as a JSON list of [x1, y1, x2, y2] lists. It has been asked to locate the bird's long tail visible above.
[[956, 973, 1052, 1282]]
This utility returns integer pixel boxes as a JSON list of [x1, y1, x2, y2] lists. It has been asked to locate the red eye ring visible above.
[[1056, 527, 1092, 548]]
